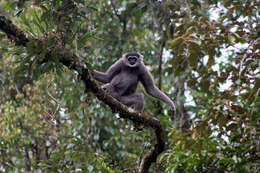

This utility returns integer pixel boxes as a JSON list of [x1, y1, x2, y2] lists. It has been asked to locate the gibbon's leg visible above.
[[119, 93, 144, 112], [102, 84, 144, 112], [119, 93, 145, 131]]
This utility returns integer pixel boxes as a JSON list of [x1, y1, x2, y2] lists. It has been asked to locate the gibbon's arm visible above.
[[93, 59, 122, 83], [140, 65, 176, 112]]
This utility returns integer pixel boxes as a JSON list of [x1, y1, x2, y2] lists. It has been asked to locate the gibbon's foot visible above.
[[133, 122, 144, 132]]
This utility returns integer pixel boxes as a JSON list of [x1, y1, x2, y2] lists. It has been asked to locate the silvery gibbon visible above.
[[93, 52, 176, 115]]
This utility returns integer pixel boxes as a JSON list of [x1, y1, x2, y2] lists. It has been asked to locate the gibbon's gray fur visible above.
[[93, 52, 176, 114]]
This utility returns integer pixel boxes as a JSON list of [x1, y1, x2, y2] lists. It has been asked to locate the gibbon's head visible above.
[[123, 52, 143, 67]]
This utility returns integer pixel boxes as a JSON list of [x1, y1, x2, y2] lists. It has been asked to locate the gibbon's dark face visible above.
[[126, 52, 140, 65]]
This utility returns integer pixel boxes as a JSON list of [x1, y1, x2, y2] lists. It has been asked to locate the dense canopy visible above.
[[0, 0, 259, 172]]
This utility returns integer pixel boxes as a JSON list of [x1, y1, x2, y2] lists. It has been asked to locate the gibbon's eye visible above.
[[128, 56, 137, 65]]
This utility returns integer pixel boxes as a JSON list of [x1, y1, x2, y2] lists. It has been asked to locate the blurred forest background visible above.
[[0, 0, 259, 172]]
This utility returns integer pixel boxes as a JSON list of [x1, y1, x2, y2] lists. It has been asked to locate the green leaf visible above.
[[188, 42, 201, 68], [20, 13, 35, 36], [170, 37, 184, 48], [188, 53, 199, 68], [228, 34, 236, 44], [31, 10, 45, 33]]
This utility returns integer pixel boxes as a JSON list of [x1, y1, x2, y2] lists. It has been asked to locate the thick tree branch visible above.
[[0, 16, 32, 46], [0, 15, 165, 173]]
